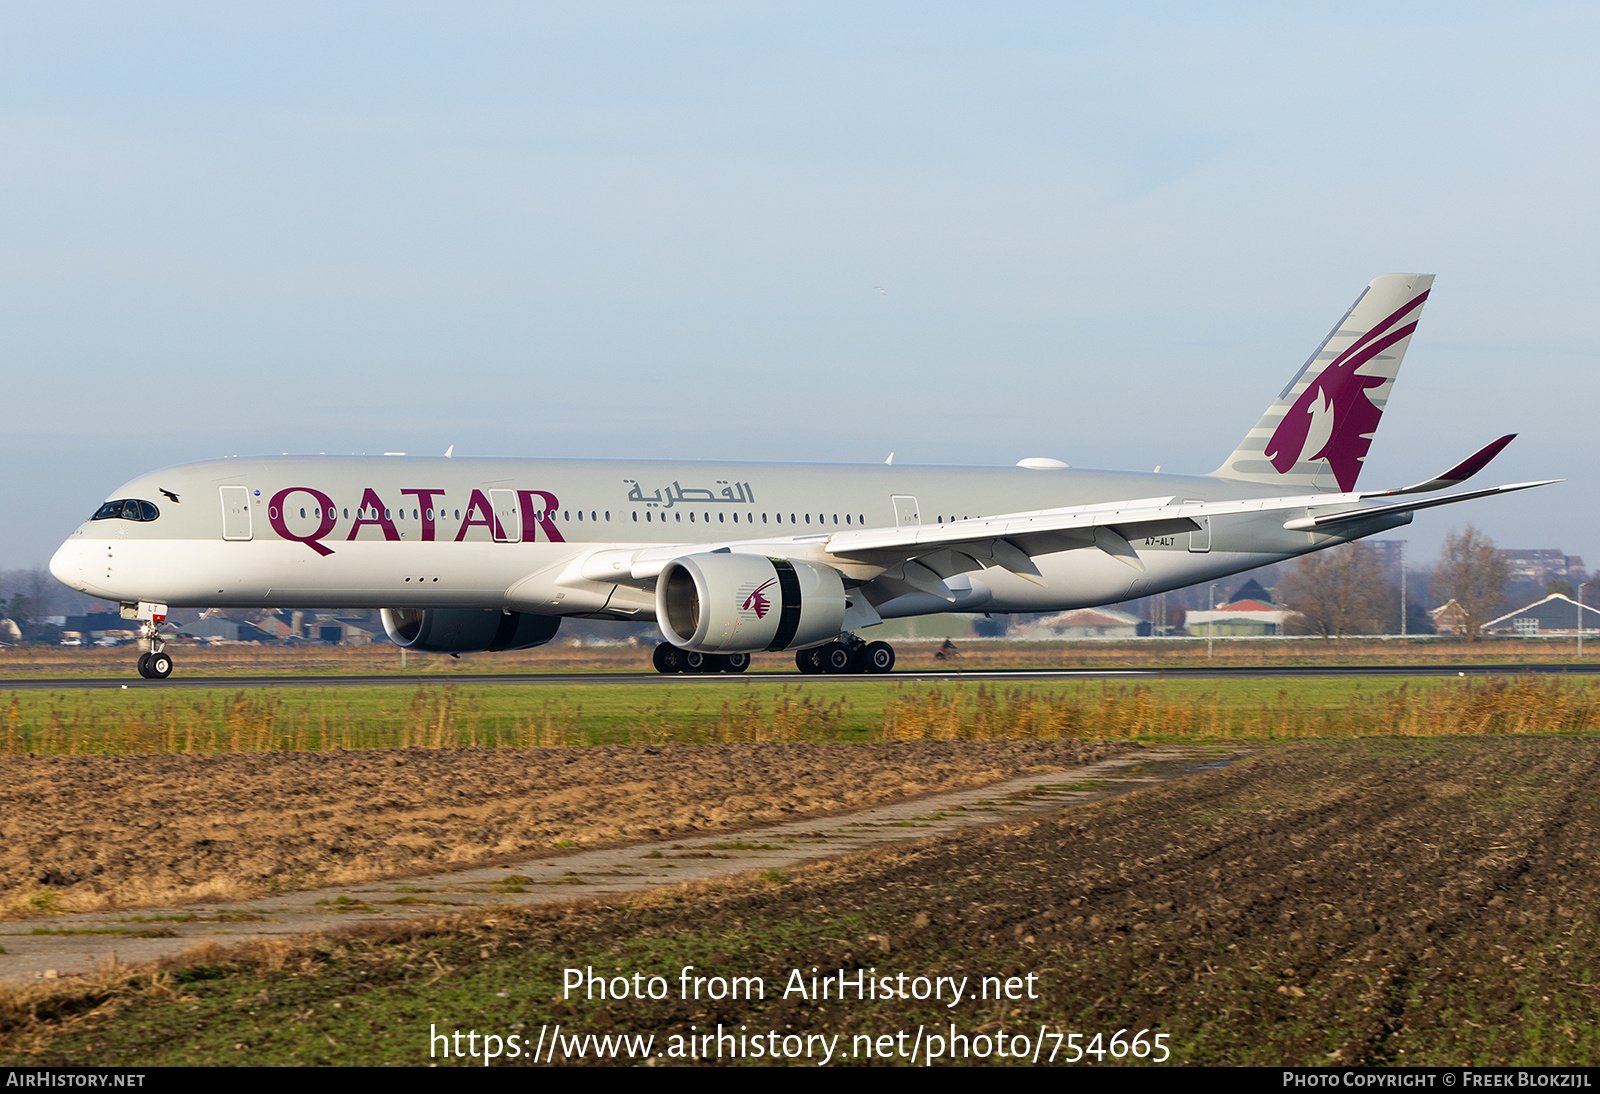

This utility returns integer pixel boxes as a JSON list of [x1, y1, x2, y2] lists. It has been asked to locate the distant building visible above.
[[63, 613, 141, 643], [316, 617, 376, 644], [1185, 579, 1297, 636], [176, 610, 373, 644], [864, 613, 984, 641], [176, 618, 275, 643], [1498, 549, 1586, 588], [1368, 540, 1407, 582], [1430, 599, 1468, 636], [1482, 594, 1600, 637], [1032, 607, 1143, 638], [1230, 578, 1275, 604]]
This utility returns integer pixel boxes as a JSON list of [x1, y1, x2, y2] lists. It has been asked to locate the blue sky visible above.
[[3, 2, 1595, 570]]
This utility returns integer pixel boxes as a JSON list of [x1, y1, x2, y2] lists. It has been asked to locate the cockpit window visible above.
[[92, 499, 160, 522]]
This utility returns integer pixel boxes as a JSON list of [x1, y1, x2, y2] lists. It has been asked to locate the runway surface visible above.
[[2, 662, 1597, 690]]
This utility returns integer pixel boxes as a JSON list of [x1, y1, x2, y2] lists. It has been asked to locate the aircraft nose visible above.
[[49, 537, 90, 593]]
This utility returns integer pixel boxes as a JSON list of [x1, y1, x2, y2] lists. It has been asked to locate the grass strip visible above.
[[4, 675, 1597, 755]]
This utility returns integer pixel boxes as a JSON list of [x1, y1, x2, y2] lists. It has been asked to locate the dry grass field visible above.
[[6, 673, 1597, 757], [0, 634, 1593, 679]]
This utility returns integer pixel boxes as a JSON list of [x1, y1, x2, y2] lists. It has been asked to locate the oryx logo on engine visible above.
[[741, 579, 776, 619]]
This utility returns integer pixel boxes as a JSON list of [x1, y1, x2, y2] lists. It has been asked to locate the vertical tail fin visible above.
[[1212, 273, 1434, 492]]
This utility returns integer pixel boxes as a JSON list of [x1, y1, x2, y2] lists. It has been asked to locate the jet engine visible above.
[[656, 553, 847, 653], [381, 608, 561, 653]]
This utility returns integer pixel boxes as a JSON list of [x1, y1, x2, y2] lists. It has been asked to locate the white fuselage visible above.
[[49, 454, 1396, 626]]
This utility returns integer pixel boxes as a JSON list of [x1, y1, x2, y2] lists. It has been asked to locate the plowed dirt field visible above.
[[0, 740, 1124, 916]]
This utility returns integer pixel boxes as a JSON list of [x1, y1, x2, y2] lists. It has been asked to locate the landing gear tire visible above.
[[820, 642, 855, 674], [652, 642, 685, 674], [795, 647, 825, 674], [683, 650, 713, 673], [723, 652, 751, 674], [862, 641, 895, 674], [136, 616, 171, 679]]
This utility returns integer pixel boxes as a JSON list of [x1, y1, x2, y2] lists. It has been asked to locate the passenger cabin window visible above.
[[91, 499, 160, 522]]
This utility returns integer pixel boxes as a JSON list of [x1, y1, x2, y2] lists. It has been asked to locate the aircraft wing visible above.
[[587, 494, 1290, 585], [820, 479, 1558, 590], [568, 473, 1556, 594], [827, 477, 1561, 558], [824, 434, 1553, 581]]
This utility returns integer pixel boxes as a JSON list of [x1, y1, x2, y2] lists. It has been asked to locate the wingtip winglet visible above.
[[1375, 434, 1521, 497], [1436, 433, 1516, 484]]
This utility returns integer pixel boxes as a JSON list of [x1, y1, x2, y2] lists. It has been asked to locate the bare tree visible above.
[[2, 568, 55, 620], [1431, 524, 1509, 641], [1281, 541, 1389, 640]]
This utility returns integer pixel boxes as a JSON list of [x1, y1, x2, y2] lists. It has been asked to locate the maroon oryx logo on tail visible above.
[[1265, 290, 1429, 492], [742, 579, 776, 619]]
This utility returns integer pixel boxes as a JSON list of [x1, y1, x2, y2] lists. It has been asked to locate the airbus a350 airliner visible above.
[[50, 274, 1552, 679]]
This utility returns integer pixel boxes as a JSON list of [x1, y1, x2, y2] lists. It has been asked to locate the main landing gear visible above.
[[649, 636, 897, 675], [652, 642, 751, 675], [795, 636, 895, 675], [136, 622, 173, 680]]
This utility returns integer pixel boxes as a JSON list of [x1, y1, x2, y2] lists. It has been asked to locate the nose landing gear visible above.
[[127, 603, 174, 679]]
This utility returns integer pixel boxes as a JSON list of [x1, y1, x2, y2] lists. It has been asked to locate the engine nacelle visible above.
[[656, 553, 847, 653], [381, 608, 561, 653]]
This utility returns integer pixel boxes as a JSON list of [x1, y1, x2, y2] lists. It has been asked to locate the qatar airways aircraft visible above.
[[50, 274, 1551, 679]]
